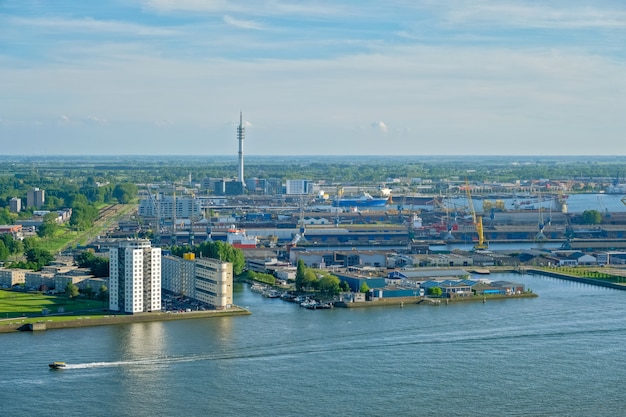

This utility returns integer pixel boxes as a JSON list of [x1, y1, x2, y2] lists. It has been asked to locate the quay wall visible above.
[[0, 307, 251, 333], [523, 269, 626, 291]]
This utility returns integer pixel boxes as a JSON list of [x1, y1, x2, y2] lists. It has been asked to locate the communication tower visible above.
[[237, 112, 246, 189]]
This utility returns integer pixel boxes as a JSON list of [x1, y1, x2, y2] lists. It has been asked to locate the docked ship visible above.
[[226, 228, 258, 249], [332, 192, 389, 208]]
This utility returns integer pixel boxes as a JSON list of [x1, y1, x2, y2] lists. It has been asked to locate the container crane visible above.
[[464, 180, 488, 250], [535, 191, 546, 241], [145, 185, 161, 245]]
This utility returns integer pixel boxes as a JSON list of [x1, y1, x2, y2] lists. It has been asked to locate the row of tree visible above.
[[170, 241, 246, 275], [295, 260, 349, 296]]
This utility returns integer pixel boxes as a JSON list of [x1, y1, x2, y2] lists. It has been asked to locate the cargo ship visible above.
[[332, 192, 389, 208]]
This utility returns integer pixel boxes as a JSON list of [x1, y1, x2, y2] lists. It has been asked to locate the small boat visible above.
[[49, 361, 67, 369]]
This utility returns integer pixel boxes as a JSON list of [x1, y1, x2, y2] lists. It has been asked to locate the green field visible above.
[[0, 289, 106, 320]]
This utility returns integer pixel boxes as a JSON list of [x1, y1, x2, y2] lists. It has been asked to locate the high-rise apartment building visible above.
[[195, 258, 233, 310], [9, 197, 21, 213], [26, 188, 45, 208], [162, 253, 196, 299], [109, 239, 161, 313]]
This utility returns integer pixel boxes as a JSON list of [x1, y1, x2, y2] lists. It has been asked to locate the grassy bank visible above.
[[0, 289, 251, 333], [0, 289, 106, 318]]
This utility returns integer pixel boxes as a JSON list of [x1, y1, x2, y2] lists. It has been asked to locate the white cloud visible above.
[[142, 0, 345, 17], [57, 115, 71, 125], [12, 16, 177, 36], [443, 2, 626, 29], [223, 15, 265, 30], [87, 116, 108, 125], [371, 121, 388, 133]]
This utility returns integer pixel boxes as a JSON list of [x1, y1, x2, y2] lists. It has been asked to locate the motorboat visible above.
[[49, 361, 66, 369]]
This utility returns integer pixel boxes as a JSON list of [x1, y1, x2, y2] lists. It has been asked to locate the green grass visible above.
[[0, 289, 106, 319]]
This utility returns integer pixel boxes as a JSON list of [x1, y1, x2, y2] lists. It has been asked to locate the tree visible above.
[[0, 240, 9, 261], [0, 207, 16, 224], [97, 285, 109, 303], [65, 282, 79, 300], [91, 257, 110, 278], [171, 241, 245, 275], [428, 287, 443, 297], [340, 281, 350, 292], [582, 210, 602, 225], [76, 251, 97, 268], [70, 203, 98, 231], [82, 286, 95, 299], [25, 248, 54, 267], [37, 212, 60, 238], [359, 282, 370, 293], [295, 259, 306, 290], [303, 269, 318, 290], [319, 274, 341, 296], [112, 183, 138, 204], [76, 251, 110, 277]]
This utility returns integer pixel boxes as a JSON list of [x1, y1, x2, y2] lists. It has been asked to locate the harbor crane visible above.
[[464, 180, 488, 250]]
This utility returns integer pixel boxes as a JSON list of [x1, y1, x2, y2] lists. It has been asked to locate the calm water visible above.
[[1, 273, 625, 417]]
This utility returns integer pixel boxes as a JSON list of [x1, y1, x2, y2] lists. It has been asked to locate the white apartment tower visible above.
[[195, 258, 233, 310], [109, 239, 161, 313]]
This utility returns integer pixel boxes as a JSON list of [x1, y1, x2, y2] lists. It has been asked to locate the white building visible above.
[[162, 254, 197, 299], [285, 179, 313, 195], [160, 255, 234, 310], [109, 239, 161, 313], [138, 194, 203, 220], [195, 258, 233, 310]]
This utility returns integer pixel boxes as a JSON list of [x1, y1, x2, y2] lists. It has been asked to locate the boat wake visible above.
[[64, 356, 201, 369]]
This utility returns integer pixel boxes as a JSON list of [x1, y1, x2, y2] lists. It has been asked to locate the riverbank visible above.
[[335, 292, 538, 308], [522, 268, 626, 290], [0, 306, 251, 333]]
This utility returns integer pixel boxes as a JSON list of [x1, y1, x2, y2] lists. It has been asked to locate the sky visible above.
[[1, 0, 625, 156]]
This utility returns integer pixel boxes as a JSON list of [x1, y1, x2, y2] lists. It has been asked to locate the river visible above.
[[1, 272, 624, 416]]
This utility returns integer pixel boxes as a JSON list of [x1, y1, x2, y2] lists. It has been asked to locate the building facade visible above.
[[109, 239, 161, 313], [9, 197, 21, 213], [195, 258, 233, 310], [138, 195, 202, 219], [162, 254, 196, 299], [26, 188, 45, 208], [285, 179, 313, 195]]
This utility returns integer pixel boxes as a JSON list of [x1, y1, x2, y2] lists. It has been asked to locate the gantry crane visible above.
[[465, 180, 488, 250]]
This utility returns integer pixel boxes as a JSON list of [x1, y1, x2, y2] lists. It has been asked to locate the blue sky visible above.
[[1, 0, 625, 156]]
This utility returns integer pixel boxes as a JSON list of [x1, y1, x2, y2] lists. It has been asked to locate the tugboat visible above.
[[49, 361, 67, 370]]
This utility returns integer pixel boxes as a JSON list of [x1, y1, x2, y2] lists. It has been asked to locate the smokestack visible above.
[[237, 112, 245, 189]]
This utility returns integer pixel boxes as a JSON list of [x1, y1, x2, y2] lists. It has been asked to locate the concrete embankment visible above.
[[0, 307, 251, 333], [523, 269, 626, 291], [335, 293, 537, 308]]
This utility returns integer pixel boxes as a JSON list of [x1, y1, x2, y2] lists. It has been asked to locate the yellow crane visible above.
[[464, 180, 488, 250]]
